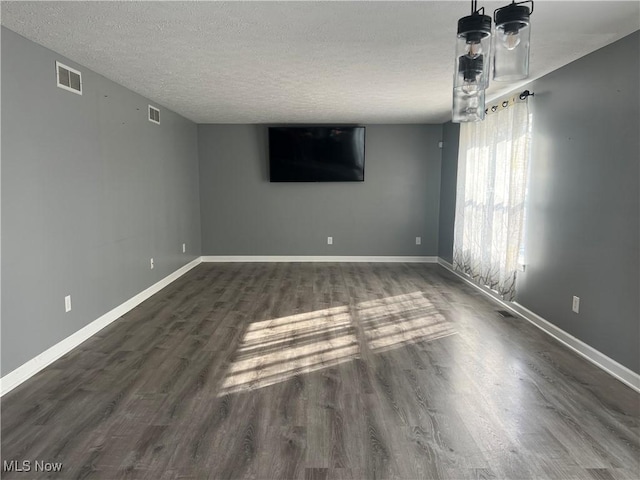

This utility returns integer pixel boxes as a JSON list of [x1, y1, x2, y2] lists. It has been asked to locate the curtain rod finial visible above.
[[519, 90, 534, 100]]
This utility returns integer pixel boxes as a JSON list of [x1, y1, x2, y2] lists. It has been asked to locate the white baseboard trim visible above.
[[436, 257, 640, 393], [202, 255, 438, 263], [1, 257, 203, 396]]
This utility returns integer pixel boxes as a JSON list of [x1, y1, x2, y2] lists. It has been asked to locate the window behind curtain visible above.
[[453, 98, 532, 301]]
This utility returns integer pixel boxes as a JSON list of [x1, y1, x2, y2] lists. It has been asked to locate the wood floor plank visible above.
[[2, 263, 638, 479]]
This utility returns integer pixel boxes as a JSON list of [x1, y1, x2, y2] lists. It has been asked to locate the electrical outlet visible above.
[[150, 258, 154, 270], [572, 296, 580, 313], [64, 295, 72, 313], [415, 236, 422, 245], [182, 243, 186, 253], [327, 236, 333, 245]]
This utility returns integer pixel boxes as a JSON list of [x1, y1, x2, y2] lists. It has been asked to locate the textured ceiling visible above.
[[2, 1, 638, 124]]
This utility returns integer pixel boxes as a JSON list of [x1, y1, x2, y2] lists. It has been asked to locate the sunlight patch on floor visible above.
[[218, 292, 456, 396], [218, 308, 358, 395], [358, 292, 455, 352]]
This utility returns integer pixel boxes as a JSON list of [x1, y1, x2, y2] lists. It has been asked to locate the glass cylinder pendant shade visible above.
[[452, 12, 491, 122], [454, 13, 492, 91], [493, 4, 531, 81], [452, 86, 486, 123]]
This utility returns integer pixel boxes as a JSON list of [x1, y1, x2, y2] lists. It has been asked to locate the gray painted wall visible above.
[[199, 124, 442, 256], [439, 32, 640, 373], [437, 122, 460, 264], [1, 27, 202, 375]]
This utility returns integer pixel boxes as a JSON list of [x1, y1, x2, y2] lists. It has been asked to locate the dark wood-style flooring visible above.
[[2, 263, 639, 479]]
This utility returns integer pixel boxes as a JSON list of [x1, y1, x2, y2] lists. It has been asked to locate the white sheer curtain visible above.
[[453, 98, 532, 301]]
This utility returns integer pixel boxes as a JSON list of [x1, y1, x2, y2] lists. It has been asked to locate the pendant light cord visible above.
[[471, 0, 485, 16]]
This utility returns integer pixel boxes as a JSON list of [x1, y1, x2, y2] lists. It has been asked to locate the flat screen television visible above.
[[269, 126, 365, 182]]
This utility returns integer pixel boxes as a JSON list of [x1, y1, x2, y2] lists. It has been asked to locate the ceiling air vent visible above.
[[148, 105, 160, 125], [56, 61, 82, 95]]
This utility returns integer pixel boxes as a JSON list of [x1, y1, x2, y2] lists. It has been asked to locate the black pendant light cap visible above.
[[457, 13, 492, 41], [495, 3, 530, 31]]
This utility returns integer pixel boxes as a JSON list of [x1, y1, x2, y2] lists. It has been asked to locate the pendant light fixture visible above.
[[493, 1, 534, 81], [452, 0, 492, 123]]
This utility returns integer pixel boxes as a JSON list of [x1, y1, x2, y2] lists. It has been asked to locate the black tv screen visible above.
[[269, 126, 365, 182]]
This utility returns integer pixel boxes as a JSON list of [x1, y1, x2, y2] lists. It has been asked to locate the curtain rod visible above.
[[485, 90, 534, 115]]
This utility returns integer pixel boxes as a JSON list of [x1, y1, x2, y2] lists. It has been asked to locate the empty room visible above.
[[1, 1, 639, 479]]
